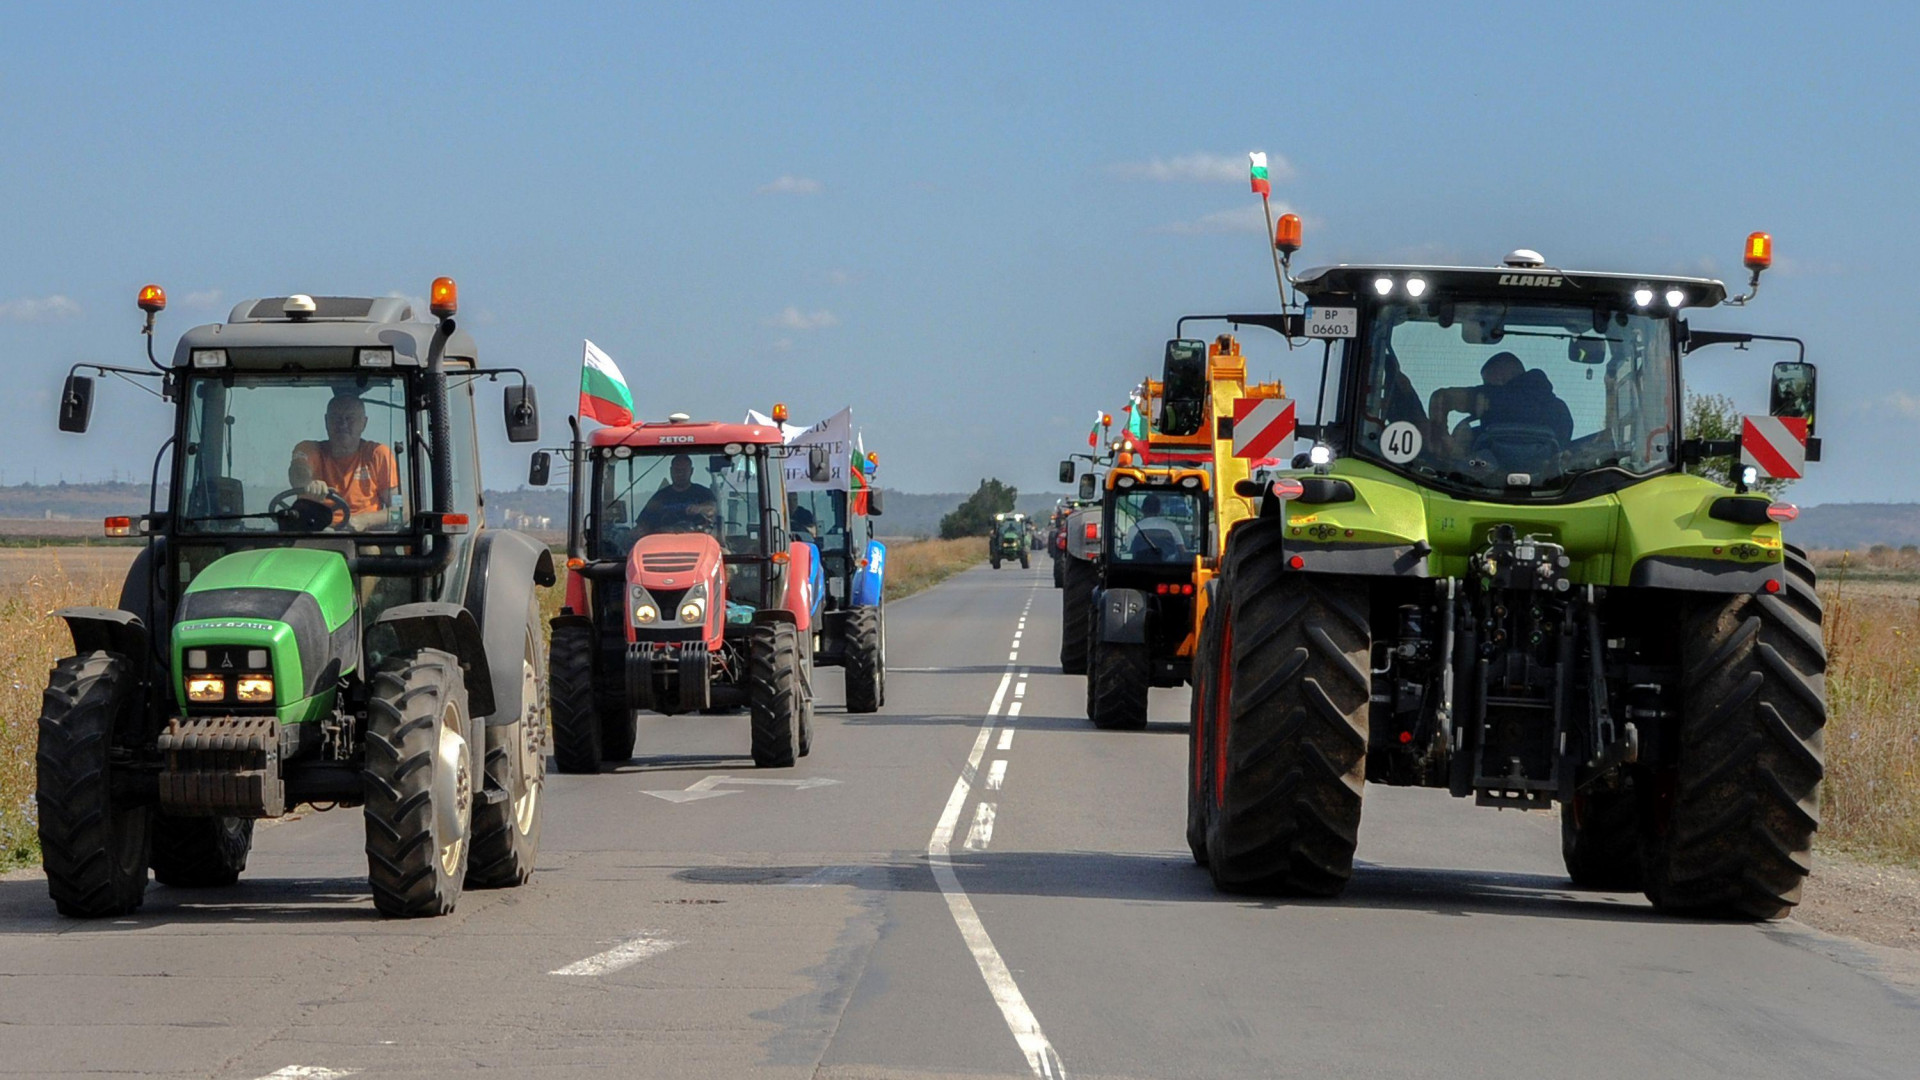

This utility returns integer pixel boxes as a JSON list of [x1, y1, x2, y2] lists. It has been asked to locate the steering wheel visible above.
[[1469, 425, 1564, 475], [267, 487, 353, 531]]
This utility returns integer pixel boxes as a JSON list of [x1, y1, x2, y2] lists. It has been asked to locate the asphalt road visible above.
[[3, 562, 1919, 1079]]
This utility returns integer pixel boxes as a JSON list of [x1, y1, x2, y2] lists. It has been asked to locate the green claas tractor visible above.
[[1189, 231, 1828, 919], [40, 280, 553, 919], [990, 513, 1030, 570]]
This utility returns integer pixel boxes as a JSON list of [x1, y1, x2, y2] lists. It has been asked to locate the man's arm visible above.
[[1426, 387, 1484, 442], [289, 441, 322, 490]]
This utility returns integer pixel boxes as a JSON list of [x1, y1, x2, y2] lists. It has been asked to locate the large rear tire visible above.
[[1561, 781, 1643, 890], [548, 623, 603, 774], [1643, 546, 1825, 919], [1060, 559, 1095, 675], [844, 605, 883, 714], [599, 700, 637, 764], [151, 816, 252, 889], [1205, 520, 1370, 896], [1020, 551, 1030, 569], [749, 623, 800, 768], [467, 605, 546, 890], [1052, 554, 1064, 589], [36, 653, 151, 918], [1089, 639, 1150, 731], [363, 648, 474, 918]]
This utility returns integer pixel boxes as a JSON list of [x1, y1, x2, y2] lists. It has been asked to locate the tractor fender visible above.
[[779, 541, 817, 633], [461, 530, 556, 726], [55, 606, 149, 662], [1283, 540, 1431, 577], [1096, 587, 1151, 645], [1627, 555, 1778, 594], [852, 540, 887, 607], [373, 603, 497, 720]]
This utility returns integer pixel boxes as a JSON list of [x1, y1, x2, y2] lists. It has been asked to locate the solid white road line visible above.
[[550, 933, 681, 976], [986, 760, 1008, 791], [965, 802, 997, 850], [926, 590, 1066, 1079], [256, 1069, 359, 1080]]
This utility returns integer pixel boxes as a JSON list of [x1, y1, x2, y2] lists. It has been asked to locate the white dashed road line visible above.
[[550, 933, 681, 976], [965, 802, 997, 850], [997, 728, 1015, 751], [927, 586, 1066, 1079], [255, 1069, 359, 1080], [986, 759, 1008, 791]]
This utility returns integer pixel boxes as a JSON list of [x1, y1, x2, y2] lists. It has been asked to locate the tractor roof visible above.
[[172, 296, 477, 367], [1293, 264, 1729, 307], [589, 420, 784, 449]]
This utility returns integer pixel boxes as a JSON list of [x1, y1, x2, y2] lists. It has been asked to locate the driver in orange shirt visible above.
[[288, 393, 399, 530]]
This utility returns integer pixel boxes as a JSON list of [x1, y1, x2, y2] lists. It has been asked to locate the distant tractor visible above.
[[1190, 228, 1826, 919], [990, 513, 1030, 570], [542, 414, 826, 772], [793, 456, 889, 714], [40, 280, 552, 918]]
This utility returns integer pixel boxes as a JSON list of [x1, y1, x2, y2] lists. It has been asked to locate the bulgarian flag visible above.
[[580, 339, 634, 427], [1087, 410, 1106, 448], [1249, 151, 1271, 197]]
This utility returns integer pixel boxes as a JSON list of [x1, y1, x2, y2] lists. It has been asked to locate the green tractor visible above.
[[1189, 232, 1828, 919], [39, 280, 554, 919], [989, 512, 1030, 570]]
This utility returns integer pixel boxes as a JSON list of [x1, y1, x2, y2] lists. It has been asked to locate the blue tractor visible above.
[[792, 457, 887, 713]]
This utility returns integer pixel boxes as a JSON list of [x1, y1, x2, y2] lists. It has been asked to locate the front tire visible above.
[[1060, 559, 1095, 675], [749, 622, 800, 768], [363, 649, 474, 918], [467, 607, 546, 890], [1206, 520, 1370, 896], [151, 816, 252, 888], [1643, 547, 1825, 919], [844, 606, 883, 714], [548, 623, 603, 774], [36, 653, 151, 918], [1561, 781, 1643, 890], [1187, 583, 1226, 866], [1089, 639, 1150, 731]]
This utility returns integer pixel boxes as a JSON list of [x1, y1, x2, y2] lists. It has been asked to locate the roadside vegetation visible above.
[[882, 537, 983, 601], [938, 478, 1018, 539]]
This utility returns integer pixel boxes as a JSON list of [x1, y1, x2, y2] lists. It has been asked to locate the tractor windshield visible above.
[[177, 374, 412, 534], [1354, 300, 1676, 496], [1110, 488, 1204, 564], [595, 447, 766, 559]]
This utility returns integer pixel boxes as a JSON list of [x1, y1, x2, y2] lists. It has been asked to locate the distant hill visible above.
[[1788, 504, 1920, 551]]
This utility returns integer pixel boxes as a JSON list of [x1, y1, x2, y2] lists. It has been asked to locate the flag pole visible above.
[[1260, 193, 1290, 314]]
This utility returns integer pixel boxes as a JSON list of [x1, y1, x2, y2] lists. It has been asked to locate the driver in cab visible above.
[[1425, 351, 1573, 454], [289, 392, 398, 530], [641, 453, 719, 531]]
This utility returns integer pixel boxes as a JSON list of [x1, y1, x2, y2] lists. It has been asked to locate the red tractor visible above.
[[542, 414, 826, 772]]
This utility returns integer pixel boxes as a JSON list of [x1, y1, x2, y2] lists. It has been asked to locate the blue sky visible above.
[[1, 2, 1914, 503]]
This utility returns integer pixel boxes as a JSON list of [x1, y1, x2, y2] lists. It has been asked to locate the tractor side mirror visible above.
[[1058, 459, 1075, 484], [528, 450, 552, 486], [1769, 361, 1817, 435], [504, 384, 540, 443], [58, 375, 94, 433], [867, 487, 884, 516], [1078, 473, 1097, 500], [808, 446, 831, 483]]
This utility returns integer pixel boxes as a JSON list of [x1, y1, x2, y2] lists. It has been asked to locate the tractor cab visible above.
[[1096, 463, 1211, 686]]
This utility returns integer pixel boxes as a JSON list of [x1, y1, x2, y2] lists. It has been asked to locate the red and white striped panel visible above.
[[1232, 398, 1296, 460], [1740, 415, 1808, 480]]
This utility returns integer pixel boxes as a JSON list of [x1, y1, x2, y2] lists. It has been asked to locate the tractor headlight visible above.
[[235, 676, 275, 703], [186, 675, 226, 703], [677, 583, 708, 624], [189, 349, 228, 369], [630, 585, 659, 625]]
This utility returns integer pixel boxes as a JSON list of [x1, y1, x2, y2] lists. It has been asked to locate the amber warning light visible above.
[[136, 284, 167, 313], [1273, 213, 1302, 255], [1744, 232, 1773, 272], [429, 276, 458, 318]]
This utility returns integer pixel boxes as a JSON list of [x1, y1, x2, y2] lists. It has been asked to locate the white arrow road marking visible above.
[[965, 802, 997, 850], [551, 932, 681, 976], [256, 1069, 360, 1080], [643, 775, 841, 802], [928, 608, 1067, 1078], [986, 760, 1007, 791]]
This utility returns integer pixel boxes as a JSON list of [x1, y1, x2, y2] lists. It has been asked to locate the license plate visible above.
[[1303, 305, 1357, 339]]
